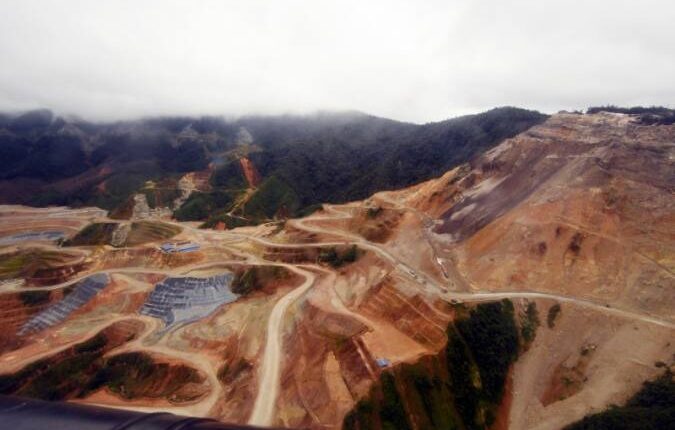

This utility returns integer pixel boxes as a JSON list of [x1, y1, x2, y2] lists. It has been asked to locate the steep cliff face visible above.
[[367, 112, 675, 429], [389, 112, 674, 319], [239, 157, 262, 188]]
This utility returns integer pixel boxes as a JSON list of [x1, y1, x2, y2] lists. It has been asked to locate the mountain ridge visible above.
[[0, 106, 547, 227]]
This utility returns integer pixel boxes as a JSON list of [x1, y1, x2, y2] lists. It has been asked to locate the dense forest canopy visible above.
[[586, 105, 675, 125], [0, 107, 547, 224]]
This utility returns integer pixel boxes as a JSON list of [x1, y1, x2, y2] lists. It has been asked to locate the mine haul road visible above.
[[243, 201, 675, 425], [174, 201, 675, 424], [256, 205, 675, 329], [247, 264, 316, 426], [5, 198, 673, 426]]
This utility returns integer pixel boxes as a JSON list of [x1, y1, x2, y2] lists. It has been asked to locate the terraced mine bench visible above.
[[0, 230, 65, 246], [140, 274, 238, 329], [18, 273, 109, 336]]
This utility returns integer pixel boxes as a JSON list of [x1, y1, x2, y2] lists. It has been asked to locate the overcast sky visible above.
[[0, 0, 673, 123]]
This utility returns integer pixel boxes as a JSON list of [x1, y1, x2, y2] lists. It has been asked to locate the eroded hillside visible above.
[[364, 111, 675, 429], [0, 111, 672, 430]]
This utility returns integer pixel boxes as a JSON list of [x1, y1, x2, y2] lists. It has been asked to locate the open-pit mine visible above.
[[0, 112, 673, 430]]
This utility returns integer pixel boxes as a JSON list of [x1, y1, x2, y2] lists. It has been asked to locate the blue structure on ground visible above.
[[0, 230, 65, 246], [139, 274, 238, 329], [376, 358, 391, 368], [159, 241, 200, 253], [18, 273, 110, 336]]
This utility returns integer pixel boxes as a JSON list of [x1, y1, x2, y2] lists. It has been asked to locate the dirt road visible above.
[[2, 197, 673, 425], [247, 265, 316, 426]]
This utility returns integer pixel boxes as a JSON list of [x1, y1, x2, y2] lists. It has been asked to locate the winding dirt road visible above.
[[247, 265, 316, 426], [2, 195, 673, 426]]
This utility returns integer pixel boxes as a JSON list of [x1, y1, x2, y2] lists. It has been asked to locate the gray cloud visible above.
[[0, 0, 673, 123]]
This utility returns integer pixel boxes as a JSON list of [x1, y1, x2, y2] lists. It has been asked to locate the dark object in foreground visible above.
[[0, 395, 279, 430]]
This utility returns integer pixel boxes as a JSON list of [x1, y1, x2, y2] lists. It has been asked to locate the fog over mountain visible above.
[[1, 0, 674, 122], [0, 2, 674, 429]]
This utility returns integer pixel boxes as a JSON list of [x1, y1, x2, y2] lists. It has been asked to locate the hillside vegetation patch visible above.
[[344, 300, 519, 430], [565, 370, 675, 429]]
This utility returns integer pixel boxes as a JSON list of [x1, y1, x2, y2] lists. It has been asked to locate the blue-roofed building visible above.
[[376, 358, 391, 368], [160, 243, 176, 253], [160, 241, 200, 253]]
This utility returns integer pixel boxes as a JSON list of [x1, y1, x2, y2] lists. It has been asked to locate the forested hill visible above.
[[0, 107, 546, 226], [245, 108, 547, 210]]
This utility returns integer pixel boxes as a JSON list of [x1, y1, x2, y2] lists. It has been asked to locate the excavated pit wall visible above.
[[139, 274, 239, 330], [0, 230, 65, 246]]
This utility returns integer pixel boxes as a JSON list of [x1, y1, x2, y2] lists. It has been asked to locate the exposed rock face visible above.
[[173, 168, 212, 210], [239, 157, 261, 188], [132, 193, 171, 219], [436, 113, 673, 242], [110, 223, 130, 247], [132, 194, 151, 219], [398, 113, 674, 320], [373, 112, 675, 429], [174, 176, 194, 210]]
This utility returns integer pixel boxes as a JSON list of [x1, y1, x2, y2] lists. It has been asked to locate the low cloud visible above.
[[1, 0, 673, 123]]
